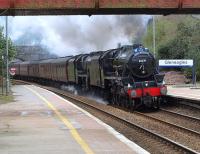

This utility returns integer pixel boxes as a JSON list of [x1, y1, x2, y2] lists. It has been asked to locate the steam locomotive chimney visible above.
[[118, 43, 121, 48]]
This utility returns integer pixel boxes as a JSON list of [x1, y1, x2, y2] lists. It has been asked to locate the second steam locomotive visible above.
[[12, 44, 167, 110]]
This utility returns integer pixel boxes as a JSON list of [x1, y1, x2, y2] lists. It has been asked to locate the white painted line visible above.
[[168, 91, 200, 96], [168, 92, 200, 100], [25, 85, 94, 154], [32, 85, 150, 154]]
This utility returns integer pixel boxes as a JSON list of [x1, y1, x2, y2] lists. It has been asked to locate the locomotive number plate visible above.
[[139, 59, 146, 63]]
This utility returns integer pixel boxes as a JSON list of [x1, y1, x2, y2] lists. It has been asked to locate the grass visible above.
[[0, 88, 14, 104], [0, 76, 14, 104]]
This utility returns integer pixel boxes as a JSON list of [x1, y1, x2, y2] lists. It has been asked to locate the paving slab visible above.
[[167, 86, 200, 101], [0, 85, 149, 154]]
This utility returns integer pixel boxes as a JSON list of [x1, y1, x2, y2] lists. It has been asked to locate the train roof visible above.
[[10, 59, 22, 64], [29, 61, 40, 64], [89, 51, 105, 56], [67, 54, 86, 61], [50, 56, 73, 63], [10, 61, 21, 65], [39, 59, 56, 64], [87, 45, 137, 57], [20, 61, 31, 65]]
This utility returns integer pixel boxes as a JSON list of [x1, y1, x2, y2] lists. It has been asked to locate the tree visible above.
[[0, 26, 16, 76], [143, 15, 200, 81]]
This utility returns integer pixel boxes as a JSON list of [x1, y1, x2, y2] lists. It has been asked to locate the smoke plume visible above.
[[1, 15, 149, 56]]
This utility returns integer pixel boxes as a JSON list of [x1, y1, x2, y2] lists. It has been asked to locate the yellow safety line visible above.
[[24, 85, 94, 154]]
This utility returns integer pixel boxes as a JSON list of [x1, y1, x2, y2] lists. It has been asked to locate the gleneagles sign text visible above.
[[159, 59, 193, 67]]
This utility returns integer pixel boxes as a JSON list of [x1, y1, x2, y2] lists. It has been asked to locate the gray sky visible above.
[[0, 15, 151, 56]]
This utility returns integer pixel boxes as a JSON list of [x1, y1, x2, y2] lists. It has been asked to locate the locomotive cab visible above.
[[75, 54, 89, 90]]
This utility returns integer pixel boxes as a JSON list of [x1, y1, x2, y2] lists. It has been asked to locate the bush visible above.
[[143, 16, 200, 81], [0, 27, 16, 76]]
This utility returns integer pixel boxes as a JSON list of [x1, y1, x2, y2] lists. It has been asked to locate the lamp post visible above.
[[153, 16, 156, 58], [1, 55, 4, 95], [5, 16, 9, 95]]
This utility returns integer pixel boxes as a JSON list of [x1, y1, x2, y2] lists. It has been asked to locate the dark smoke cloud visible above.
[[1, 15, 149, 56], [51, 16, 146, 52]]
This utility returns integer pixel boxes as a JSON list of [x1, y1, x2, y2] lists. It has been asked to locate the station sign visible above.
[[159, 59, 193, 67], [158, 59, 196, 85], [9, 68, 16, 76]]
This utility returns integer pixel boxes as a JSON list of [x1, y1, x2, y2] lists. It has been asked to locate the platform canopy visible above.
[[0, 0, 200, 16]]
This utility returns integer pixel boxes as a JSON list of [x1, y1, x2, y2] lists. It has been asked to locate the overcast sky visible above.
[[0, 15, 151, 56]]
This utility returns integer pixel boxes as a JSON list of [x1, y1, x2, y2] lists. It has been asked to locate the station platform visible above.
[[0, 85, 149, 154], [167, 85, 200, 101]]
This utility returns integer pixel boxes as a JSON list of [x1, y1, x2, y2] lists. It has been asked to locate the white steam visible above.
[[0, 15, 150, 56], [61, 85, 78, 95]]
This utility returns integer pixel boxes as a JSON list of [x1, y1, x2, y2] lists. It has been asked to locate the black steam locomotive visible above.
[[12, 44, 167, 110]]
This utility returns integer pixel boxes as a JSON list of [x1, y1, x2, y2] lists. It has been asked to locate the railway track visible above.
[[138, 107, 200, 133], [165, 95, 200, 110], [161, 103, 200, 119], [51, 88, 199, 154], [160, 108, 200, 122], [13, 80, 200, 153], [134, 111, 200, 136]]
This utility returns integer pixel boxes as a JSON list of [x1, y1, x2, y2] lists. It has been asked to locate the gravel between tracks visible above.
[[145, 110, 200, 133], [51, 87, 200, 153], [162, 103, 200, 119]]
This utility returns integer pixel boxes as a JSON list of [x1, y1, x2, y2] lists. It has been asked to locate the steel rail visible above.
[[134, 111, 200, 137], [53, 88, 199, 154], [165, 95, 200, 110], [160, 108, 200, 121]]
